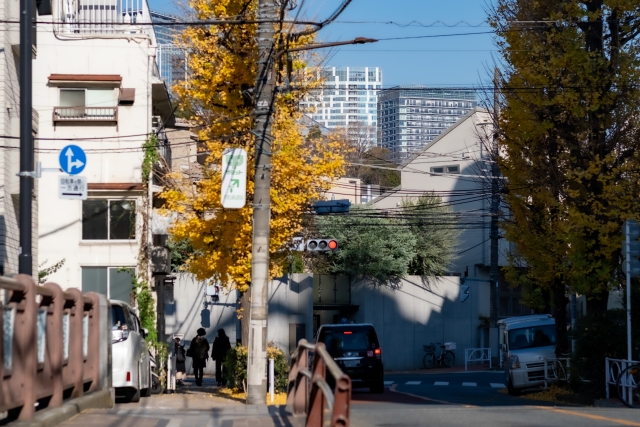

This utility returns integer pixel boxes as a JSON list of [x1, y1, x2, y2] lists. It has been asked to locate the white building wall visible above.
[[373, 109, 508, 276], [34, 0, 160, 291]]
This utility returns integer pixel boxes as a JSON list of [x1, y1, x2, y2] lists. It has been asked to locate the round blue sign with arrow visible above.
[[58, 145, 86, 175]]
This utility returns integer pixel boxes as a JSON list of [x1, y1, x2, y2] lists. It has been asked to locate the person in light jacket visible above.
[[188, 328, 210, 386]]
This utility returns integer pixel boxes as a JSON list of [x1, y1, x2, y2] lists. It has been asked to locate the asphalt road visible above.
[[348, 371, 640, 427]]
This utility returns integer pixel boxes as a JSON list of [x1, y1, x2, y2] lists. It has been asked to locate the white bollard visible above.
[[269, 358, 275, 403]]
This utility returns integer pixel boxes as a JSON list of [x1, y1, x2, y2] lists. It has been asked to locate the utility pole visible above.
[[246, 0, 277, 405], [18, 0, 34, 276], [489, 67, 500, 362]]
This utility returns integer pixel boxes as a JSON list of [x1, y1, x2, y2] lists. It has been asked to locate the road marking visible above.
[[434, 382, 449, 386], [462, 382, 477, 387], [536, 406, 640, 426], [384, 381, 395, 385], [405, 381, 421, 385], [389, 384, 457, 405], [490, 383, 506, 388]]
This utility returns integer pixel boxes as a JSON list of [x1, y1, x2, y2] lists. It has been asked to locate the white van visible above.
[[498, 314, 556, 395], [111, 300, 152, 402]]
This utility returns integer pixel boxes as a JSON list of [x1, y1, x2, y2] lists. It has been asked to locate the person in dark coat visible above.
[[174, 337, 186, 385], [188, 328, 210, 386], [211, 329, 232, 386]]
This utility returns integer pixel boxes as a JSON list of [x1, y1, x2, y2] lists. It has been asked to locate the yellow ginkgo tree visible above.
[[161, 0, 348, 294]]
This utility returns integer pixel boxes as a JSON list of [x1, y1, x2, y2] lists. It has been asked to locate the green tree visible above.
[[316, 205, 417, 285], [402, 194, 459, 276], [490, 0, 640, 352], [315, 193, 458, 285]]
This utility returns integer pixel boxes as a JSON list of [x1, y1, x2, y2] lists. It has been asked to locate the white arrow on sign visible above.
[[65, 147, 85, 172]]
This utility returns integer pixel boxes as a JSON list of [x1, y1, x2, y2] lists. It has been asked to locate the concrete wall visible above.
[[267, 274, 314, 356], [350, 275, 485, 371], [163, 273, 239, 375]]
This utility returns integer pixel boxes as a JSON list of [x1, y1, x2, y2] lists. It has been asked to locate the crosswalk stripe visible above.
[[490, 383, 506, 388], [405, 381, 421, 385], [384, 381, 395, 385], [434, 382, 449, 386], [462, 382, 477, 387]]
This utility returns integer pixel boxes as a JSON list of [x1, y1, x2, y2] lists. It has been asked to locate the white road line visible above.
[[434, 382, 449, 386], [384, 381, 395, 385], [405, 381, 421, 385], [462, 382, 477, 387], [490, 383, 506, 388]]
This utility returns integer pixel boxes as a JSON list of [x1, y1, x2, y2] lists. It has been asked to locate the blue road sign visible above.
[[58, 145, 86, 175]]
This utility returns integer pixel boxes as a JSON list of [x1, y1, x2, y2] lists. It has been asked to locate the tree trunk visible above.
[[552, 280, 569, 356], [586, 289, 609, 315]]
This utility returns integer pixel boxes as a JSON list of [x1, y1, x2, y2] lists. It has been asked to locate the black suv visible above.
[[316, 323, 384, 393]]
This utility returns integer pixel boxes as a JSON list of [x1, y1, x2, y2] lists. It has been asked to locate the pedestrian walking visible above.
[[174, 337, 186, 386], [211, 328, 232, 386], [187, 328, 210, 386]]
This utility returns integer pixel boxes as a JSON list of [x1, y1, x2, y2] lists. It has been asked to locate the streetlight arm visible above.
[[277, 37, 378, 58]]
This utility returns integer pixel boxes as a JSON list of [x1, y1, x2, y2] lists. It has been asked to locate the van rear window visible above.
[[318, 326, 378, 352]]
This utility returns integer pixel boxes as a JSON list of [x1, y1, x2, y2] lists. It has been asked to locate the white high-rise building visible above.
[[302, 66, 382, 145]]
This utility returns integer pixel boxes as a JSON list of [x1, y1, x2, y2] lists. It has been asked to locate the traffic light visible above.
[[623, 220, 640, 277], [307, 238, 339, 251]]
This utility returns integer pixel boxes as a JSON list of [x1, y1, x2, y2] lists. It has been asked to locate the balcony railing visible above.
[[53, 106, 118, 123], [58, 0, 152, 35]]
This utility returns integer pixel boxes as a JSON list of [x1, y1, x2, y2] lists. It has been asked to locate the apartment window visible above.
[[82, 267, 134, 302], [56, 88, 117, 122], [82, 199, 136, 240], [446, 165, 460, 174]]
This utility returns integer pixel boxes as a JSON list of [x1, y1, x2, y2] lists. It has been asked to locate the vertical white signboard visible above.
[[221, 148, 247, 209]]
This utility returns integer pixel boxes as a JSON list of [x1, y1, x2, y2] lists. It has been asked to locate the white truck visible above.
[[498, 314, 556, 395]]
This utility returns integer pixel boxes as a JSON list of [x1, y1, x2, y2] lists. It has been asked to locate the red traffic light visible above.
[[328, 240, 338, 250]]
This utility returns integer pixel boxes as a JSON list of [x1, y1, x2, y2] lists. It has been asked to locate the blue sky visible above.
[[148, 0, 497, 88]]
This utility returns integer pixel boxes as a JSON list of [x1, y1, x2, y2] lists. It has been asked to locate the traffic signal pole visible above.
[[18, 0, 34, 276], [246, 0, 276, 405]]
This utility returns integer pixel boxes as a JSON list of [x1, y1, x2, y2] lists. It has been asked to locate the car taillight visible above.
[[374, 348, 381, 359], [126, 372, 131, 382]]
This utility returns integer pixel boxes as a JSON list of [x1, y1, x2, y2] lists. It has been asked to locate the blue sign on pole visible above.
[[58, 145, 86, 175]]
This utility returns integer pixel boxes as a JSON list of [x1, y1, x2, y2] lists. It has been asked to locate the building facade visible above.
[[151, 11, 186, 95], [34, 0, 173, 298], [301, 66, 382, 145], [378, 87, 477, 161]]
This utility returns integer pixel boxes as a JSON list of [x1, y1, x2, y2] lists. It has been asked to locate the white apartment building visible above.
[[301, 66, 382, 145], [34, 0, 173, 299]]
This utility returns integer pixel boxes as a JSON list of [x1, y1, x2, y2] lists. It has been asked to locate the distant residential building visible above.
[[378, 87, 477, 161], [301, 66, 382, 145], [151, 11, 187, 93]]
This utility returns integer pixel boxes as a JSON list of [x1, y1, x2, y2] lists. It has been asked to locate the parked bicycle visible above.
[[423, 342, 455, 369], [617, 362, 639, 408]]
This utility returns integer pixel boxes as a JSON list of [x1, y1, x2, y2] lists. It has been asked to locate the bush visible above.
[[574, 309, 627, 397], [224, 343, 289, 393], [225, 345, 248, 391]]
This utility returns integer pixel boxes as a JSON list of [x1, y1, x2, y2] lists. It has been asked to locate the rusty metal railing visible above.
[[0, 275, 106, 420], [287, 339, 351, 427]]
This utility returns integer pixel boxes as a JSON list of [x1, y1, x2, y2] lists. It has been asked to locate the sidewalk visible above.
[[56, 376, 303, 427]]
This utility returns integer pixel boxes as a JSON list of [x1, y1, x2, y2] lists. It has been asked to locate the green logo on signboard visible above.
[[225, 154, 243, 169]]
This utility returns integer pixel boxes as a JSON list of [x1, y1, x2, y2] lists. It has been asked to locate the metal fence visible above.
[[57, 0, 153, 35], [605, 357, 639, 399], [0, 275, 110, 420], [464, 348, 492, 371], [287, 339, 352, 427]]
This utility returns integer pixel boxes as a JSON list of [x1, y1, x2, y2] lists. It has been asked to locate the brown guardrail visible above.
[[0, 275, 106, 420], [287, 339, 352, 427]]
